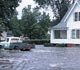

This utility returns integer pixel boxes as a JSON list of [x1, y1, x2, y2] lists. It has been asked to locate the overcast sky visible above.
[[16, 0, 54, 20], [16, 0, 37, 19]]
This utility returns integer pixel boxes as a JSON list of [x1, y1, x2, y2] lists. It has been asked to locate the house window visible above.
[[75, 12, 78, 21], [76, 30, 80, 39], [54, 30, 67, 39], [72, 30, 76, 39], [79, 12, 80, 21], [72, 29, 80, 39], [74, 12, 80, 21], [54, 30, 60, 39]]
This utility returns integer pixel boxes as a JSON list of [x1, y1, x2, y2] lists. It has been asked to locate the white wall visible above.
[[51, 39, 80, 44], [67, 4, 80, 29], [50, 29, 54, 39]]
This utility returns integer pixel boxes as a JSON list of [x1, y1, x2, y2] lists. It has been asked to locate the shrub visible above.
[[23, 39, 50, 44], [44, 43, 53, 47], [56, 44, 66, 47]]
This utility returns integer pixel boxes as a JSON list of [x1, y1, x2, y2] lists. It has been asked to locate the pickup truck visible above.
[[9, 42, 31, 51], [0, 37, 31, 51]]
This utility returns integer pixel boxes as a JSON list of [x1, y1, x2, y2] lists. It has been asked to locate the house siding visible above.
[[67, 4, 80, 28], [50, 1, 80, 44]]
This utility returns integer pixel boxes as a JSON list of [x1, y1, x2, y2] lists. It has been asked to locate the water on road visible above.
[[0, 45, 80, 70]]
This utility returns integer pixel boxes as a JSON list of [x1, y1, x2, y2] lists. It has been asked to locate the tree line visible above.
[[0, 0, 73, 39], [9, 5, 51, 39]]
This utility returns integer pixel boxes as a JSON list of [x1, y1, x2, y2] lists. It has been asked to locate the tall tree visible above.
[[34, 0, 71, 21], [9, 15, 21, 36], [39, 12, 50, 32], [0, 0, 21, 32], [21, 6, 50, 39], [30, 24, 45, 39], [21, 5, 37, 37], [0, 0, 21, 21]]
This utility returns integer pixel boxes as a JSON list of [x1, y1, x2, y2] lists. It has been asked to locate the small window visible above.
[[79, 12, 80, 21], [75, 12, 78, 21], [72, 30, 76, 39], [74, 12, 80, 21], [76, 30, 80, 39], [72, 29, 80, 39]]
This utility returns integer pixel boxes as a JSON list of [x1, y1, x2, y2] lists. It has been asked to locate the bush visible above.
[[23, 39, 50, 44], [56, 44, 66, 47], [44, 43, 53, 47]]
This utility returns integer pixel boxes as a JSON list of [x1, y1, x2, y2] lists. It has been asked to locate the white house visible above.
[[50, 0, 80, 44]]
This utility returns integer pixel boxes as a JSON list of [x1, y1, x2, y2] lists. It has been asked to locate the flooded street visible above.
[[0, 45, 80, 70]]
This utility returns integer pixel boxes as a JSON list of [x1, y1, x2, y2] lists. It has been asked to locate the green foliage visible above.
[[24, 39, 50, 44], [9, 15, 21, 36], [0, 0, 21, 21], [20, 6, 37, 37], [20, 6, 51, 39], [34, 0, 71, 25], [39, 12, 50, 32], [50, 19, 61, 27], [0, 18, 5, 33], [30, 24, 45, 39], [8, 5, 51, 39], [0, 0, 21, 34], [55, 0, 69, 20], [44, 43, 53, 47]]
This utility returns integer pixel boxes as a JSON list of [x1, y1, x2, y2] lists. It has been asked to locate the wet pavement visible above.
[[0, 45, 80, 70]]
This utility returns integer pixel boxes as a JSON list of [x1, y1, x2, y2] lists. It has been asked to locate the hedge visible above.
[[23, 39, 50, 44]]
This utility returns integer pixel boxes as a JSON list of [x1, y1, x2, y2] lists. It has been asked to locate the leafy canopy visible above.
[[0, 0, 21, 21], [34, 0, 71, 20], [20, 6, 51, 39]]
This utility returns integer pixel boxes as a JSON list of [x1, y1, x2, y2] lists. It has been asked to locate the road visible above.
[[0, 45, 80, 70]]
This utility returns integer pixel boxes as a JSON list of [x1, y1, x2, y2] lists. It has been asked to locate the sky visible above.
[[16, 0, 54, 20]]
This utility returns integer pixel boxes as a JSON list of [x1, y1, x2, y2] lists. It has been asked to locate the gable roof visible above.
[[53, 0, 80, 29]]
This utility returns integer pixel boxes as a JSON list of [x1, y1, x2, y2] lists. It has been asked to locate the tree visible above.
[[9, 15, 21, 36], [20, 6, 51, 39], [30, 24, 45, 39], [0, 0, 21, 21], [39, 12, 50, 32], [34, 0, 71, 21], [0, 0, 21, 32], [20, 6, 37, 37]]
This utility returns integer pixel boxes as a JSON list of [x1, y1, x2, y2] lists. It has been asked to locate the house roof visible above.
[[53, 0, 80, 29]]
